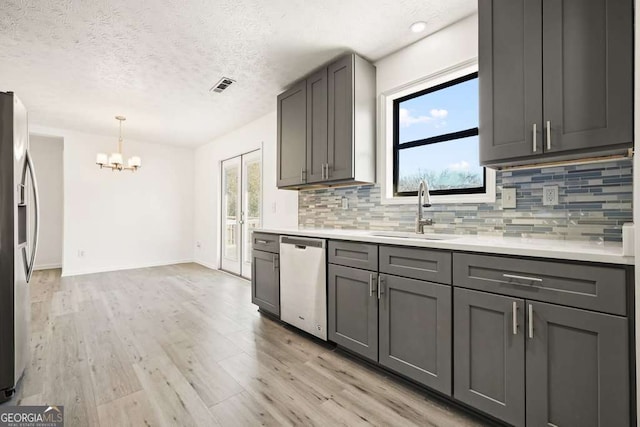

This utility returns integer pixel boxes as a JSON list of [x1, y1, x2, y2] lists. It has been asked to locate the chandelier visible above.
[[95, 116, 141, 172]]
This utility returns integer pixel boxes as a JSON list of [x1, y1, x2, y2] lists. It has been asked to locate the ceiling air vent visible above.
[[210, 77, 236, 93]]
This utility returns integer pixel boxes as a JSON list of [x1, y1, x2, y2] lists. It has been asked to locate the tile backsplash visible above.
[[298, 160, 633, 242]]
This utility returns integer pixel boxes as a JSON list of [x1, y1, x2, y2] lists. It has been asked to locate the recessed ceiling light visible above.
[[410, 21, 427, 33]]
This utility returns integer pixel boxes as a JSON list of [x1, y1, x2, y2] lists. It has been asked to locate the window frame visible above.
[[378, 59, 496, 205], [392, 72, 485, 197]]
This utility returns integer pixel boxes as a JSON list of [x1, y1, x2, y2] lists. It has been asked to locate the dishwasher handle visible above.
[[280, 236, 325, 249]]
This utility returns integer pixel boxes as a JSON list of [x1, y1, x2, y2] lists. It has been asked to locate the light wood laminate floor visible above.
[[3, 264, 485, 426]]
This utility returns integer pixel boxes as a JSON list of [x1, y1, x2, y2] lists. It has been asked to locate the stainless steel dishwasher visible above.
[[279, 236, 327, 340]]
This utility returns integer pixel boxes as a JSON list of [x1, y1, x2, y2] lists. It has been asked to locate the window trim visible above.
[[378, 58, 496, 205]]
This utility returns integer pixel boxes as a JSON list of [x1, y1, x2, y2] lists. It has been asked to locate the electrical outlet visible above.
[[543, 185, 559, 206], [502, 188, 516, 209], [77, 250, 85, 258], [341, 197, 349, 210], [196, 241, 201, 249]]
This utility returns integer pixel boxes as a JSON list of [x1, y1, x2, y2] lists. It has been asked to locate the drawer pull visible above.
[[255, 239, 269, 244], [503, 273, 543, 283]]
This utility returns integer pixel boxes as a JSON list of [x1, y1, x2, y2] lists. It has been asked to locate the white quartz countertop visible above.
[[256, 228, 634, 265]]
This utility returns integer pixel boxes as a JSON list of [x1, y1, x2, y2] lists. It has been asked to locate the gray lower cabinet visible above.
[[277, 80, 307, 187], [453, 288, 526, 427], [454, 287, 630, 427], [379, 274, 452, 395], [526, 301, 629, 427], [251, 250, 280, 316], [328, 264, 378, 362]]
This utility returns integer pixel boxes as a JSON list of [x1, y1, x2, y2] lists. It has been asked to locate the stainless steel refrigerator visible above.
[[0, 92, 40, 403]]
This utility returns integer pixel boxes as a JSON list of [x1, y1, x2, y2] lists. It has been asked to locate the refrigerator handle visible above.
[[21, 150, 40, 283]]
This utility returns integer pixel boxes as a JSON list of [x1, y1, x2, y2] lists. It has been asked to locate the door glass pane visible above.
[[223, 163, 239, 262], [243, 156, 261, 265]]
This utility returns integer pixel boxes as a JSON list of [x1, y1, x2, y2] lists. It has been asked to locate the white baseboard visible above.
[[61, 259, 195, 277], [193, 259, 219, 270], [34, 263, 62, 271]]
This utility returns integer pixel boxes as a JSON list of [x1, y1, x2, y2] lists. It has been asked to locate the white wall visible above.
[[30, 135, 64, 270], [194, 111, 298, 269], [30, 125, 195, 276], [375, 15, 478, 95]]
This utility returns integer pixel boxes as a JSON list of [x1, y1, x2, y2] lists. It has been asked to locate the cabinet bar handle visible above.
[[503, 273, 543, 283], [273, 254, 276, 271], [512, 301, 518, 335], [528, 304, 534, 339], [369, 273, 373, 296], [255, 239, 268, 244], [326, 164, 330, 179], [377, 275, 383, 300], [532, 123, 537, 152], [546, 120, 551, 150], [301, 168, 306, 182]]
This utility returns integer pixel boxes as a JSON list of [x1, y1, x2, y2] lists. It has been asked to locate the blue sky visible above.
[[398, 78, 480, 178]]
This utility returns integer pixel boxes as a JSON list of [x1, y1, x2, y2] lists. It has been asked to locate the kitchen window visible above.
[[380, 61, 495, 204]]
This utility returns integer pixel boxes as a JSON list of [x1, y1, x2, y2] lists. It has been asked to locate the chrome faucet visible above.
[[415, 180, 433, 234]]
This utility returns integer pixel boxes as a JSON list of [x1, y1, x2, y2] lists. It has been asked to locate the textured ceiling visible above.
[[0, 0, 476, 147]]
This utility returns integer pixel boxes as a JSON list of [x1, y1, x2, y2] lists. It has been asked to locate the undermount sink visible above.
[[369, 231, 458, 241]]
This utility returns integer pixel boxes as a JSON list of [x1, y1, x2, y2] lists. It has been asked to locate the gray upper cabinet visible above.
[[526, 301, 629, 427], [542, 0, 632, 154], [277, 80, 307, 187], [454, 288, 525, 427], [379, 275, 452, 395], [479, 0, 633, 168], [328, 264, 378, 362], [327, 55, 354, 182], [277, 53, 376, 189], [479, 0, 542, 165], [251, 250, 280, 316], [306, 68, 328, 184]]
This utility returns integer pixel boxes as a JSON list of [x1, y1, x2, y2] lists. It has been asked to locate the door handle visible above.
[[528, 304, 534, 339], [377, 275, 384, 300], [22, 150, 40, 283], [512, 301, 518, 335], [546, 121, 551, 150], [532, 123, 537, 152]]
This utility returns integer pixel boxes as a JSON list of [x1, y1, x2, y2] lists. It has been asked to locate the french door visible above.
[[221, 150, 262, 278]]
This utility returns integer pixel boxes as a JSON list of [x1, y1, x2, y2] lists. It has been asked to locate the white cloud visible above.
[[399, 108, 449, 128], [448, 160, 470, 171], [430, 108, 448, 118]]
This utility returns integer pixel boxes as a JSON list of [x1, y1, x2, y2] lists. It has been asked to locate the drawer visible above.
[[251, 232, 279, 253], [453, 253, 628, 316], [328, 240, 378, 271], [379, 246, 452, 284]]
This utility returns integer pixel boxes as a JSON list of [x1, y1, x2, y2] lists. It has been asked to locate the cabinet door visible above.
[[327, 55, 354, 182], [526, 301, 629, 427], [251, 250, 280, 316], [542, 0, 632, 154], [277, 80, 307, 187], [306, 68, 328, 183], [479, 0, 543, 165], [379, 275, 451, 395], [328, 264, 378, 361], [453, 288, 525, 427]]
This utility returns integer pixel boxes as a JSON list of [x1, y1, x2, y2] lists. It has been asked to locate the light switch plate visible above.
[[502, 187, 516, 209], [543, 185, 559, 206]]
